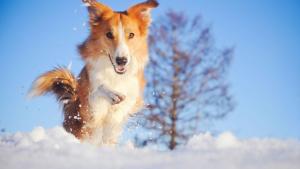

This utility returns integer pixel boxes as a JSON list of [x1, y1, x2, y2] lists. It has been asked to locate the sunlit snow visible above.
[[0, 127, 299, 169]]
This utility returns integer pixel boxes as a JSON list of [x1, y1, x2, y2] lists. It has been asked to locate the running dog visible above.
[[30, 0, 158, 145]]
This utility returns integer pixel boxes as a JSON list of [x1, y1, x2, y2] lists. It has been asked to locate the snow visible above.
[[1, 127, 299, 169]]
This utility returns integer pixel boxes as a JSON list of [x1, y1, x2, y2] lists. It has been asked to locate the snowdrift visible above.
[[0, 127, 299, 169]]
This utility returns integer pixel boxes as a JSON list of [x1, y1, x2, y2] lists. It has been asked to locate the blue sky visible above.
[[0, 0, 299, 139]]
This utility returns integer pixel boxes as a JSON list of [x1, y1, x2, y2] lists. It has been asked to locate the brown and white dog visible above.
[[30, 0, 158, 145]]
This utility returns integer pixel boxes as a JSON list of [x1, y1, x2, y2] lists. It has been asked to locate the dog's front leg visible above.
[[97, 84, 126, 105]]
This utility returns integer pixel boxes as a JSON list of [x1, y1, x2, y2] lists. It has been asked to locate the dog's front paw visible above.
[[96, 85, 126, 105], [107, 92, 125, 105]]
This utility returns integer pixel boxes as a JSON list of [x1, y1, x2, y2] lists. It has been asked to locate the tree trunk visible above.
[[169, 104, 177, 150], [169, 48, 180, 150]]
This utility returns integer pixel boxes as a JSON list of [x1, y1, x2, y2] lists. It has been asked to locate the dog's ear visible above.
[[82, 0, 113, 24], [127, 0, 159, 34]]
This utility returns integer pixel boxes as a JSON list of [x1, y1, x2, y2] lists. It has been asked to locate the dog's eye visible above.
[[106, 32, 114, 39], [128, 33, 135, 39]]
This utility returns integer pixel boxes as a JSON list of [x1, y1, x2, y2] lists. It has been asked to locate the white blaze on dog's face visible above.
[[107, 15, 137, 74], [114, 21, 130, 73], [79, 0, 159, 75]]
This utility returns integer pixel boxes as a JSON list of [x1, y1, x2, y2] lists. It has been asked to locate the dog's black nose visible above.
[[116, 57, 128, 66]]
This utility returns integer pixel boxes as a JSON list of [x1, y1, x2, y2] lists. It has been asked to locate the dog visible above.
[[29, 0, 158, 145]]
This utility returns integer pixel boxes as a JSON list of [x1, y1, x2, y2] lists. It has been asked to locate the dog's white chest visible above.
[[87, 58, 140, 127]]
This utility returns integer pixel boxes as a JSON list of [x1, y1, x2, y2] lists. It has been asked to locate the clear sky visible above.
[[0, 0, 299, 139]]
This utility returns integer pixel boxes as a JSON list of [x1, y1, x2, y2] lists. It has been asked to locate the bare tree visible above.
[[136, 11, 234, 150]]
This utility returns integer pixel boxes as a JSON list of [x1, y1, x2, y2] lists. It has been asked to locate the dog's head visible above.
[[79, 0, 159, 75]]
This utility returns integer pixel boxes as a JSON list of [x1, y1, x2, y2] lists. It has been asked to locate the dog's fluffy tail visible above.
[[29, 67, 89, 138], [29, 67, 78, 103]]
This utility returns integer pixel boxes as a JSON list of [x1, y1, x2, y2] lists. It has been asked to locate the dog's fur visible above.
[[29, 0, 158, 145]]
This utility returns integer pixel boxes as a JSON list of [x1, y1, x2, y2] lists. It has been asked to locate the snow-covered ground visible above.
[[0, 127, 299, 169]]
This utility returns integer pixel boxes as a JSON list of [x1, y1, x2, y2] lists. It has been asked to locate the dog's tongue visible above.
[[115, 66, 126, 74], [117, 67, 125, 71]]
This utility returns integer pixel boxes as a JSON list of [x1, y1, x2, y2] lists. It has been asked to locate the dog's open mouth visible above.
[[108, 54, 127, 75], [114, 65, 127, 74]]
